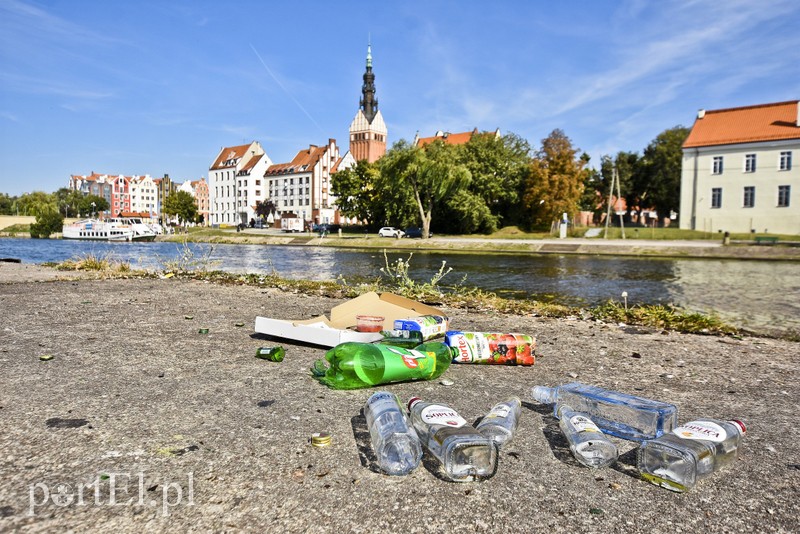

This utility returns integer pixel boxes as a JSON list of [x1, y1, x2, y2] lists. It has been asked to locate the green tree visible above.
[[254, 199, 276, 219], [29, 211, 64, 239], [78, 195, 109, 217], [54, 188, 85, 217], [634, 126, 690, 223], [458, 131, 531, 229], [163, 190, 198, 225], [522, 130, 588, 228], [331, 160, 381, 225], [379, 140, 470, 239], [0, 193, 15, 215], [16, 191, 57, 217]]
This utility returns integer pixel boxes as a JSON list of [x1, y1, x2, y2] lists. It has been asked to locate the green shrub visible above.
[[29, 212, 64, 239]]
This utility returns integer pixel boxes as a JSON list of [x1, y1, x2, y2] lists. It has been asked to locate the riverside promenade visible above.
[[0, 262, 798, 532]]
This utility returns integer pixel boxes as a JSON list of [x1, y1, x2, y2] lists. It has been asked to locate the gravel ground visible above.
[[0, 263, 798, 533]]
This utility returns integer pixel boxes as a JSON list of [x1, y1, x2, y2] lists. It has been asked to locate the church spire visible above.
[[360, 43, 378, 123]]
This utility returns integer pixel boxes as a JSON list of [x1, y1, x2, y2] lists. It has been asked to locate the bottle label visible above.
[[359, 345, 436, 384], [421, 405, 467, 427], [570, 415, 601, 433], [446, 332, 535, 366], [484, 405, 511, 420], [366, 391, 398, 408], [394, 315, 449, 341], [672, 421, 727, 442]]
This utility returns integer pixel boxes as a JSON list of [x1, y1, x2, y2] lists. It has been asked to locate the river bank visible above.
[[0, 262, 798, 532], [157, 230, 800, 261]]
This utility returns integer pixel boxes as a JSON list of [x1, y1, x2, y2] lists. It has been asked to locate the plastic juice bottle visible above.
[[407, 397, 498, 482], [364, 391, 422, 475], [475, 397, 522, 448], [532, 382, 678, 441], [446, 331, 536, 366], [637, 419, 746, 492], [312, 342, 454, 390], [557, 405, 618, 468]]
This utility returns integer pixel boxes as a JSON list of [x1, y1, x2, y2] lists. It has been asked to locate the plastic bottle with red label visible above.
[[312, 342, 454, 390], [446, 331, 536, 366], [637, 418, 746, 492], [407, 397, 498, 482]]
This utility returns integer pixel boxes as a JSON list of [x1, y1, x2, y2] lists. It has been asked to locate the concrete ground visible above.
[[0, 263, 798, 533]]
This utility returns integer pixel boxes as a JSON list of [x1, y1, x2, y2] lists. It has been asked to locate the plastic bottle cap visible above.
[[730, 420, 747, 435], [407, 397, 421, 411]]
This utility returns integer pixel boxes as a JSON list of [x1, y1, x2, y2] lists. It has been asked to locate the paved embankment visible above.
[[0, 263, 797, 532]]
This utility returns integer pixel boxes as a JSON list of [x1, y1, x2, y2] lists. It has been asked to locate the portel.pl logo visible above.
[[28, 472, 194, 517]]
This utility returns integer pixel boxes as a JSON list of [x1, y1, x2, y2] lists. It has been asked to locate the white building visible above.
[[680, 100, 800, 235], [208, 141, 272, 226], [264, 139, 351, 226], [130, 175, 158, 216]]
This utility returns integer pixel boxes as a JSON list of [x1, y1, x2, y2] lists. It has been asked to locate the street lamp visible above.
[[90, 201, 96, 218]]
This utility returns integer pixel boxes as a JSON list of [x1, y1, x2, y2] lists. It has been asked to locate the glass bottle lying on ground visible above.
[[637, 418, 746, 492]]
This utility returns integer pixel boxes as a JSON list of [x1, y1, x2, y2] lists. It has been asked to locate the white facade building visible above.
[[264, 139, 351, 226], [130, 175, 159, 216], [680, 101, 800, 235], [208, 142, 272, 226]]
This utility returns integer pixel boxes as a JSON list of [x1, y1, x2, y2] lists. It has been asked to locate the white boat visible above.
[[62, 218, 156, 242], [109, 217, 158, 241]]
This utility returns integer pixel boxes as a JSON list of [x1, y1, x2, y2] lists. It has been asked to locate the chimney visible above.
[[697, 109, 706, 119]]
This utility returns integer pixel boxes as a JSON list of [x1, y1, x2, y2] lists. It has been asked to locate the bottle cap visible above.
[[730, 420, 747, 435], [310, 432, 332, 447], [407, 397, 422, 411]]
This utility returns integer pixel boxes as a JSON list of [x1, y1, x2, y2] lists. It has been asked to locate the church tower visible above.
[[349, 44, 387, 163]]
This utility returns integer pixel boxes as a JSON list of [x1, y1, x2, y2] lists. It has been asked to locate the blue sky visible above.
[[1, 0, 799, 196]]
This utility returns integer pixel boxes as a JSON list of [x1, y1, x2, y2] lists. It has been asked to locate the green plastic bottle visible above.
[[312, 342, 454, 390]]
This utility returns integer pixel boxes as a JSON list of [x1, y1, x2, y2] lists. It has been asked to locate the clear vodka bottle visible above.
[[557, 405, 618, 468], [637, 419, 746, 492], [532, 382, 678, 442], [475, 397, 522, 448], [363, 391, 422, 476], [407, 397, 498, 482]]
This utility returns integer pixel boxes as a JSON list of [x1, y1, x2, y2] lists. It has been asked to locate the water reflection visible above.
[[0, 238, 796, 332], [669, 260, 800, 332]]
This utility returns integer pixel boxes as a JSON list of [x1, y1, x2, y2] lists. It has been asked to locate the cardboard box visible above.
[[254, 292, 446, 348]]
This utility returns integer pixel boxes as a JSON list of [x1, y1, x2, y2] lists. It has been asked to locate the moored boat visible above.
[[62, 218, 156, 242]]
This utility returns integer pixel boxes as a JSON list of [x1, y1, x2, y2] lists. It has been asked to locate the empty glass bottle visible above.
[[557, 405, 618, 468], [638, 418, 746, 492], [312, 342, 453, 390], [407, 397, 498, 482], [364, 391, 422, 476], [532, 382, 678, 441], [475, 397, 522, 448]]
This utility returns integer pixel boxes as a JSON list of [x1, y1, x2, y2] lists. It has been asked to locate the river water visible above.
[[1, 238, 797, 333]]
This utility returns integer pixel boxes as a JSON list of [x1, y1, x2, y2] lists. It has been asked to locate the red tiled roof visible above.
[[416, 128, 479, 147], [210, 144, 252, 170], [240, 154, 264, 172], [683, 100, 800, 148], [266, 145, 326, 175]]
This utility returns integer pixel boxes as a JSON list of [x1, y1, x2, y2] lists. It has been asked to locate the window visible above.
[[743, 186, 755, 208], [711, 188, 722, 209], [256, 180, 261, 186], [712, 156, 723, 174], [778, 185, 790, 207], [745, 154, 756, 173], [780, 151, 792, 171]]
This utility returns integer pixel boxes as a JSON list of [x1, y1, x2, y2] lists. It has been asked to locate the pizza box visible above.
[[254, 291, 445, 348]]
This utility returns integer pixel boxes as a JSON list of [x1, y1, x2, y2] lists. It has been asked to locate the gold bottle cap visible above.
[[310, 432, 332, 447]]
